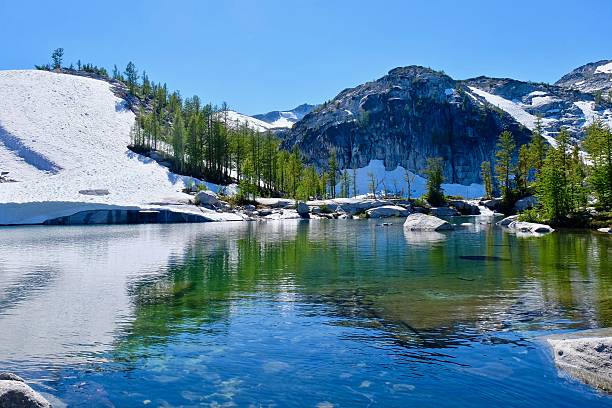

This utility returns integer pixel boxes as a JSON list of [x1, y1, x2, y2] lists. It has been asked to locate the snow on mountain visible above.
[[555, 59, 612, 93], [595, 61, 612, 74], [0, 70, 241, 225], [252, 104, 315, 129], [222, 110, 274, 132]]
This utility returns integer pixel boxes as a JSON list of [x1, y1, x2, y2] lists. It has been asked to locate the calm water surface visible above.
[[0, 219, 611, 407]]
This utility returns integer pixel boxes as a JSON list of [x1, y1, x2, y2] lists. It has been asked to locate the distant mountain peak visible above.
[[252, 103, 316, 129]]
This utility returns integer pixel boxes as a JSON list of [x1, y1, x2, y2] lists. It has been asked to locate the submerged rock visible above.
[[0, 375, 51, 408], [547, 329, 612, 392], [366, 205, 410, 218], [403, 213, 453, 231]]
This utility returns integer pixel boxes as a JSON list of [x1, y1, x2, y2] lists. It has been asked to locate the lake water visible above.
[[0, 219, 611, 407]]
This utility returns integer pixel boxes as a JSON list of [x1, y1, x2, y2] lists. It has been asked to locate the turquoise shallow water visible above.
[[0, 219, 611, 407]]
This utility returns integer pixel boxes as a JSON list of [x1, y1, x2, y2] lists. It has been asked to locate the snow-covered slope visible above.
[[465, 76, 612, 145], [222, 110, 274, 132], [0, 70, 241, 224]]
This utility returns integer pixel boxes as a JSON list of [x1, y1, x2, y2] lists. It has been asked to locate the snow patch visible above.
[[595, 62, 612, 74], [335, 159, 484, 199]]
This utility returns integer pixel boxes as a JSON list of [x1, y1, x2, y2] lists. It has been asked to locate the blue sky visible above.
[[1, 0, 611, 114]]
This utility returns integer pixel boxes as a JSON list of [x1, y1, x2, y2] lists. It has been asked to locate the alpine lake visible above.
[[0, 216, 611, 407]]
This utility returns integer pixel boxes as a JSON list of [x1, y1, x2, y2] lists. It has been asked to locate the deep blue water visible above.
[[0, 219, 610, 407]]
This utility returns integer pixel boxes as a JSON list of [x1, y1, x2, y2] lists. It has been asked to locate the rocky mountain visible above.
[[253, 103, 315, 128], [282, 62, 612, 185], [555, 59, 612, 94]]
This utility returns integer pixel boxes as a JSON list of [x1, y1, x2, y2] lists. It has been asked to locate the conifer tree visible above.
[[583, 120, 612, 208], [51, 48, 64, 69], [495, 130, 516, 202], [424, 157, 445, 206], [124, 61, 138, 93], [328, 150, 338, 198], [480, 161, 493, 199]]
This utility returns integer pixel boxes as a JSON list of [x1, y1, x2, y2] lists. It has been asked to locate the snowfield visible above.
[[336, 160, 484, 199], [0, 70, 242, 225]]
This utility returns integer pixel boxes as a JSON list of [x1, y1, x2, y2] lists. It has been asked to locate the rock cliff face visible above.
[[282, 62, 612, 185], [283, 66, 531, 184]]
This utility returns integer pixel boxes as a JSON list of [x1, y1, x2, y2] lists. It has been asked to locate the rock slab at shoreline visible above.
[[0, 373, 51, 408], [547, 330, 612, 392]]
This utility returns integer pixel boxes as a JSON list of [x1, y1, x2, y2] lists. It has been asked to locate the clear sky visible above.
[[1, 0, 611, 115]]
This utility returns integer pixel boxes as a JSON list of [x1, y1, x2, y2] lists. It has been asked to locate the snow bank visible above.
[[0, 70, 241, 225], [335, 159, 484, 199]]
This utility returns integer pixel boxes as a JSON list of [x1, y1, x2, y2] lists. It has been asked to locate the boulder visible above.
[[448, 200, 480, 215], [296, 201, 310, 217], [496, 215, 518, 227], [514, 195, 538, 212], [483, 198, 502, 211], [403, 213, 454, 231], [194, 190, 219, 207], [0, 378, 51, 408], [548, 330, 612, 392], [508, 221, 554, 234], [255, 198, 296, 208], [430, 207, 460, 217], [311, 206, 321, 214], [366, 205, 411, 219]]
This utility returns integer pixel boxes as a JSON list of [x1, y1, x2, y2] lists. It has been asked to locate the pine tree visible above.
[[583, 120, 612, 208], [172, 112, 185, 172], [495, 130, 516, 202], [528, 118, 547, 176], [51, 48, 64, 70], [536, 129, 574, 223], [424, 157, 445, 206], [480, 161, 493, 199], [328, 150, 338, 198], [340, 169, 351, 198], [516, 145, 530, 194], [124, 62, 138, 93]]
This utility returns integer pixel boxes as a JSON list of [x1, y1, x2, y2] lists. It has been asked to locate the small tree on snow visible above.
[[51, 48, 64, 70]]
